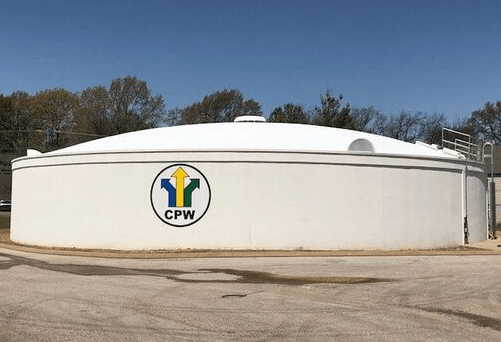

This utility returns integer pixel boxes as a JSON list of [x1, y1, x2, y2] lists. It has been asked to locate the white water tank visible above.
[[10, 120, 487, 250]]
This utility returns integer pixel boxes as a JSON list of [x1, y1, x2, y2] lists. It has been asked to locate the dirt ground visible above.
[[0, 211, 10, 230], [1, 223, 500, 259]]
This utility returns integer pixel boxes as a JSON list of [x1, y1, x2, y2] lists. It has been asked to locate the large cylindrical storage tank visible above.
[[10, 120, 488, 250]]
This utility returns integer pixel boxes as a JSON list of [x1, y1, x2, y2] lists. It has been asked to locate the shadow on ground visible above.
[[0, 252, 389, 285]]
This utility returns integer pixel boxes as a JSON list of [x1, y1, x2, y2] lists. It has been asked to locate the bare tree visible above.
[[0, 95, 14, 149], [108, 76, 166, 133], [30, 88, 79, 150], [468, 101, 501, 144], [311, 91, 355, 129], [419, 113, 447, 144], [384, 111, 425, 143], [351, 106, 388, 135], [168, 89, 262, 125], [75, 86, 114, 137], [268, 103, 311, 124]]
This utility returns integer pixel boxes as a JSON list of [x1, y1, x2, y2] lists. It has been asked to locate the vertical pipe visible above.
[[462, 162, 469, 244], [489, 180, 496, 239], [483, 141, 496, 239], [490, 141, 496, 239]]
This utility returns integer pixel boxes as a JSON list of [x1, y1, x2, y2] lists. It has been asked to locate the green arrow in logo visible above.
[[183, 179, 200, 207]]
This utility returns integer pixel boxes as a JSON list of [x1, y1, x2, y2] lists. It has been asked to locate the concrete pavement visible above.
[[1, 247, 500, 341]]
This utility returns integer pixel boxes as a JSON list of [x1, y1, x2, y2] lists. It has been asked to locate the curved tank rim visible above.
[[12, 148, 482, 172]]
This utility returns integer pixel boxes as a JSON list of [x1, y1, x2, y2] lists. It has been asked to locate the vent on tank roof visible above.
[[233, 116, 266, 123]]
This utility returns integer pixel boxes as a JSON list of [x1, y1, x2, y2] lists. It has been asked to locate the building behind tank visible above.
[[10, 116, 488, 250]]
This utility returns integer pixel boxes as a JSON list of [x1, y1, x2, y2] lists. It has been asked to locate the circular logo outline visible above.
[[150, 163, 211, 227]]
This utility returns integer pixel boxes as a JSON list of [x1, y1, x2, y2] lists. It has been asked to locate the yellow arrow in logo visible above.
[[171, 167, 189, 207]]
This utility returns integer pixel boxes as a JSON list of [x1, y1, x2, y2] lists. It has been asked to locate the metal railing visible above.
[[441, 128, 480, 161]]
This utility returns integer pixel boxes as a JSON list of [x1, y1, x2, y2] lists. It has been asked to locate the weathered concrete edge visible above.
[[0, 240, 499, 259]]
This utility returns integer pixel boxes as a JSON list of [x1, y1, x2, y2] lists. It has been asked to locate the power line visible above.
[[0, 130, 107, 137]]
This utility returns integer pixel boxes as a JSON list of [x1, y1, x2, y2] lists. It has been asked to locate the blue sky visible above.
[[1, 0, 500, 121]]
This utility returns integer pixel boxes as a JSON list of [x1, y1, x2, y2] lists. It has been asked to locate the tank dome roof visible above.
[[45, 121, 463, 159]]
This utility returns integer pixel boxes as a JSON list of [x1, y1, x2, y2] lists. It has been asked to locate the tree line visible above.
[[1, 75, 499, 154], [0, 76, 166, 153]]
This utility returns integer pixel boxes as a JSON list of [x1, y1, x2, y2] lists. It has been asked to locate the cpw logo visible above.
[[150, 164, 211, 227]]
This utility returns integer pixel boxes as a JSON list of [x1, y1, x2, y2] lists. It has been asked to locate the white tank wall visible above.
[[466, 167, 488, 243], [11, 151, 487, 250]]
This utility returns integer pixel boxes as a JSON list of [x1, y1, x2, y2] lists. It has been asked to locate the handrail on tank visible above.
[[443, 127, 471, 140], [442, 128, 479, 161]]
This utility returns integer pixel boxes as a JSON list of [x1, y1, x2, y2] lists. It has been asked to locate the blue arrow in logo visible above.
[[160, 179, 176, 207]]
